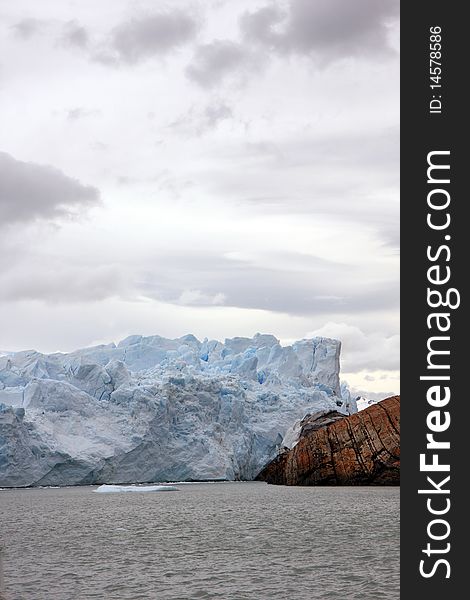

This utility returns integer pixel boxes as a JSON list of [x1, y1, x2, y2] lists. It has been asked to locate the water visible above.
[[0, 482, 399, 599]]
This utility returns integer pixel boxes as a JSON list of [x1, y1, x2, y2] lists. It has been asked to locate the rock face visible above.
[[0, 333, 356, 487], [256, 396, 400, 486]]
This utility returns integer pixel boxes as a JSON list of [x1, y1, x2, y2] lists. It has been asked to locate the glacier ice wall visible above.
[[0, 333, 354, 487]]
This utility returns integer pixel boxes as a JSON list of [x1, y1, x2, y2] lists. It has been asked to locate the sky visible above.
[[0, 0, 399, 396]]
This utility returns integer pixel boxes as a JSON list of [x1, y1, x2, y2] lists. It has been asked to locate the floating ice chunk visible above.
[[94, 484, 178, 493]]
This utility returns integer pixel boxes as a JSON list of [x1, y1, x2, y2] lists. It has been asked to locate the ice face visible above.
[[0, 333, 353, 487], [340, 381, 358, 414]]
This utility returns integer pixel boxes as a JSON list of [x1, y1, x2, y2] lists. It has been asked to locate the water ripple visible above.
[[0, 483, 399, 599]]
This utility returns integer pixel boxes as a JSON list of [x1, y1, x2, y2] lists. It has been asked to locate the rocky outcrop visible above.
[[256, 395, 400, 485]]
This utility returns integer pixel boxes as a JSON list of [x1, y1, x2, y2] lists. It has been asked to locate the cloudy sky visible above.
[[0, 0, 399, 395]]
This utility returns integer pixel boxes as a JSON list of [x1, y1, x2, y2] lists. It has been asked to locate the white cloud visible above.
[[60, 20, 89, 49], [0, 261, 130, 303], [11, 18, 46, 40], [186, 40, 263, 87], [176, 289, 226, 306], [97, 11, 199, 65], [168, 100, 233, 136]]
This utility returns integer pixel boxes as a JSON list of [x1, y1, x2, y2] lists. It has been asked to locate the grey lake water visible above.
[[0, 482, 399, 600]]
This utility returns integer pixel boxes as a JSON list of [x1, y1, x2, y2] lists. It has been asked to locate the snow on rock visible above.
[[356, 396, 380, 411], [340, 382, 392, 412], [0, 333, 354, 487], [281, 409, 335, 451], [280, 419, 303, 450], [94, 484, 178, 493]]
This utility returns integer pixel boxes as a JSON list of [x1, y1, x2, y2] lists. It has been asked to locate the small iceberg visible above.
[[94, 484, 178, 493]]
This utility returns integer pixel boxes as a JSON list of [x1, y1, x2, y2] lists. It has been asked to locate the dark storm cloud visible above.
[[0, 152, 100, 227], [98, 11, 198, 65], [186, 40, 261, 87], [240, 0, 399, 63]]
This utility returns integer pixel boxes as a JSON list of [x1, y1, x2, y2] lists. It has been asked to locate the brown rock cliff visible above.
[[256, 395, 400, 485]]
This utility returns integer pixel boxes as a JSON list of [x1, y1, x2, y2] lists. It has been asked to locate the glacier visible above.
[[0, 333, 356, 487]]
